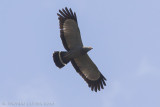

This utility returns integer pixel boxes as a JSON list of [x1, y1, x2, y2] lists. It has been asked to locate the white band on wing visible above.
[[59, 52, 66, 66]]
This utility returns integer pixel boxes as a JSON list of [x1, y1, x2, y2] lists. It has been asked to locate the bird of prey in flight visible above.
[[53, 7, 106, 92]]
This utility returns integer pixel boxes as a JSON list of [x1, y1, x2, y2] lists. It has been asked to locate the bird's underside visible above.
[[53, 7, 106, 92]]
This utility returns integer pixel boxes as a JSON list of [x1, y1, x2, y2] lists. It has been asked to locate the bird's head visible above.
[[82, 47, 93, 53]]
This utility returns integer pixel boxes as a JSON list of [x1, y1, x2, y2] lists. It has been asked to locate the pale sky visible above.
[[0, 0, 160, 107]]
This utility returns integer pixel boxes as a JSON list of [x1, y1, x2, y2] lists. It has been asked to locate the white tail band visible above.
[[58, 52, 66, 66]]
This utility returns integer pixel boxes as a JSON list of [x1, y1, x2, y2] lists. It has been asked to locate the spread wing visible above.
[[71, 54, 106, 92], [57, 7, 83, 51]]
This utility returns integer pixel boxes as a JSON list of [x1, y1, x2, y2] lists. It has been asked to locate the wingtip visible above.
[[65, 7, 68, 10], [90, 74, 107, 92], [57, 7, 78, 23]]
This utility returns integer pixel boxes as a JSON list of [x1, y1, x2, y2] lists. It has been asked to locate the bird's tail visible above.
[[53, 51, 70, 68]]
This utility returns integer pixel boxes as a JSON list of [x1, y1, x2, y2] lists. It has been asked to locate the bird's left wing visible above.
[[57, 7, 83, 51], [71, 54, 106, 92]]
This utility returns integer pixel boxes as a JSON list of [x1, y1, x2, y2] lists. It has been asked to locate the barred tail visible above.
[[53, 51, 70, 68]]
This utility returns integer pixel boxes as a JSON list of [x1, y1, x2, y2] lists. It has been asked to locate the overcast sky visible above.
[[0, 0, 160, 107]]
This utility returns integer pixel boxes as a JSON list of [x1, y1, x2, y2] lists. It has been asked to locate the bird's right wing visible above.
[[57, 7, 83, 51], [71, 54, 106, 92]]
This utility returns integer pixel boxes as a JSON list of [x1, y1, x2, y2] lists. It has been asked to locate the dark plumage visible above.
[[53, 7, 107, 92]]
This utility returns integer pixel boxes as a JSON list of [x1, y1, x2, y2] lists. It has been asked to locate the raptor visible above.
[[53, 7, 106, 92]]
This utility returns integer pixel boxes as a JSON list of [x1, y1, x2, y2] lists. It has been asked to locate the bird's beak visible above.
[[89, 47, 93, 50]]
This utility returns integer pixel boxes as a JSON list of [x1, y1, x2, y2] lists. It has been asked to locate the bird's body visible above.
[[64, 47, 93, 60], [53, 7, 106, 92]]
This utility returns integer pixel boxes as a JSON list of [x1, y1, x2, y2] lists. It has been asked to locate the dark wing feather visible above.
[[71, 54, 106, 92], [57, 7, 83, 51]]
